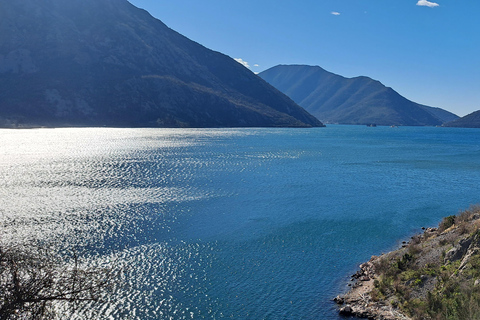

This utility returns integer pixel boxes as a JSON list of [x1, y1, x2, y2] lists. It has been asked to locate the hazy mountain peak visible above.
[[259, 65, 458, 126]]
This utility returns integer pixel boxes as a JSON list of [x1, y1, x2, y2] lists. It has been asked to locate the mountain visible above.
[[259, 65, 458, 126], [0, 0, 323, 128], [443, 110, 480, 128], [420, 106, 459, 124]]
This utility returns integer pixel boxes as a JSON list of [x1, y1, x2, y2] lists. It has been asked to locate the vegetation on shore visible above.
[[338, 205, 480, 320], [0, 243, 115, 320]]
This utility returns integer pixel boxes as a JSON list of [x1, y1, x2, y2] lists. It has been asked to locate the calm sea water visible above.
[[1, 125, 480, 319]]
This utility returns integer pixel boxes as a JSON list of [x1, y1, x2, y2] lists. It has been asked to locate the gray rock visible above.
[[444, 237, 472, 263], [460, 247, 480, 270], [339, 305, 353, 316], [359, 275, 371, 281], [333, 295, 344, 304]]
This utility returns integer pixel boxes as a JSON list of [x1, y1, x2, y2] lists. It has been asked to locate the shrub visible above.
[[373, 256, 392, 275], [0, 243, 115, 320], [397, 253, 414, 271], [457, 205, 480, 224], [408, 244, 422, 256], [439, 215, 456, 232]]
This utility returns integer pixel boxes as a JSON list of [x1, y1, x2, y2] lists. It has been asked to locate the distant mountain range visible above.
[[259, 65, 459, 126], [0, 0, 323, 128], [443, 110, 480, 128]]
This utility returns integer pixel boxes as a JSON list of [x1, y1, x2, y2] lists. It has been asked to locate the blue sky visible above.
[[129, 0, 480, 117]]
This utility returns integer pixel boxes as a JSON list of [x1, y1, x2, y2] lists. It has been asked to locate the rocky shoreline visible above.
[[334, 256, 412, 320], [333, 206, 480, 320]]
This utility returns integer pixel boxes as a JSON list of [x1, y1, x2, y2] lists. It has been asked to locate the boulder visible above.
[[359, 276, 371, 282], [339, 305, 353, 316], [333, 295, 345, 304], [444, 237, 472, 263]]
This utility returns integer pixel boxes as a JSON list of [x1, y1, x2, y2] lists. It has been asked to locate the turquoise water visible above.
[[1, 125, 480, 319]]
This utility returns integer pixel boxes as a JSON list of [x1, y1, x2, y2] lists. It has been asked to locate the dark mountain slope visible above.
[[259, 65, 457, 126], [0, 0, 323, 128], [420, 106, 459, 124], [443, 110, 480, 128]]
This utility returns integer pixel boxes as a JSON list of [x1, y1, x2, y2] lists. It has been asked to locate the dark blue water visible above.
[[1, 125, 480, 319]]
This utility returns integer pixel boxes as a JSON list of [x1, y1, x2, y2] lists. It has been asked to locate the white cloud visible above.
[[331, 11, 341, 16], [254, 64, 259, 67], [234, 58, 250, 69], [416, 0, 439, 8]]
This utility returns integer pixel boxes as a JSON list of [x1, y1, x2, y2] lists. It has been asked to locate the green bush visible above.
[[439, 215, 456, 232]]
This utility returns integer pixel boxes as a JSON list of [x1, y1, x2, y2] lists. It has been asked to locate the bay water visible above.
[[1, 125, 480, 319]]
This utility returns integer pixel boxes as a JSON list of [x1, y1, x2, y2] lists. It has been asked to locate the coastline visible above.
[[334, 205, 480, 320], [334, 254, 413, 320]]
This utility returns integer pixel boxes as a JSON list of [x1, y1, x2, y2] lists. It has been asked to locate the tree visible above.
[[0, 244, 114, 320]]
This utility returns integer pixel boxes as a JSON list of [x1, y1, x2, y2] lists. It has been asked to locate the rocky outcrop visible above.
[[444, 237, 472, 263], [334, 257, 411, 320]]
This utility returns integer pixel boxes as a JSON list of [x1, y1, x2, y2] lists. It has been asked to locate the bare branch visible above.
[[0, 243, 116, 320]]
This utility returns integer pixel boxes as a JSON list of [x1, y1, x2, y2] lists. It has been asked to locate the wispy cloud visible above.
[[254, 64, 259, 67], [234, 58, 250, 69], [331, 11, 341, 16], [416, 0, 439, 8]]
